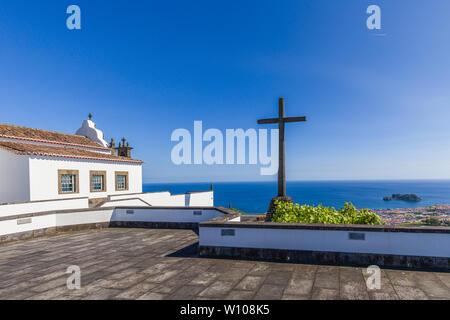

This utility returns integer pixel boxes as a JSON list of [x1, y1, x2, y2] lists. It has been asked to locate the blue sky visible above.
[[1, 1, 449, 183]]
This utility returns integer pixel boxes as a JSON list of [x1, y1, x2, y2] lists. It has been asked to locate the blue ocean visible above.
[[143, 180, 450, 213]]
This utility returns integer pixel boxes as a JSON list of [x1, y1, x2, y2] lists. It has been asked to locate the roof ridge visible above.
[[0, 141, 143, 164], [0, 122, 90, 139], [0, 122, 110, 149]]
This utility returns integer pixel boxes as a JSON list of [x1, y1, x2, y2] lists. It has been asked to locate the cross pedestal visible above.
[[266, 195, 293, 221], [257, 98, 306, 221]]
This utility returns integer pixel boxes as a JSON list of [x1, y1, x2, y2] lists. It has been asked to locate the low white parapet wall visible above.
[[108, 191, 214, 207], [112, 207, 225, 223], [0, 208, 113, 239], [186, 191, 214, 207], [0, 206, 233, 243], [0, 197, 89, 218], [55, 209, 114, 228], [99, 198, 152, 208], [198, 213, 450, 269]]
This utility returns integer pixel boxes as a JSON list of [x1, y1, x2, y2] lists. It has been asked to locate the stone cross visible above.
[[257, 98, 306, 220]]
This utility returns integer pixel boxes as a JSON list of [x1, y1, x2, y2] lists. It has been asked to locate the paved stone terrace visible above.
[[0, 228, 449, 300]]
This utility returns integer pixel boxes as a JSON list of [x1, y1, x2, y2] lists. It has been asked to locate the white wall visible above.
[[112, 208, 223, 223], [0, 214, 56, 236], [28, 156, 142, 201], [0, 207, 225, 237], [187, 192, 214, 206], [0, 197, 89, 218], [0, 149, 30, 203], [55, 209, 114, 227], [109, 191, 185, 206], [199, 226, 450, 258], [109, 191, 214, 207], [99, 198, 151, 207], [0, 209, 114, 237]]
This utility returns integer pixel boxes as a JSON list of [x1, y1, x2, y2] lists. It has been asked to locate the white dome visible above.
[[75, 119, 108, 148]]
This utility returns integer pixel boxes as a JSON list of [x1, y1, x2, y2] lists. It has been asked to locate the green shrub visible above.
[[272, 201, 382, 225]]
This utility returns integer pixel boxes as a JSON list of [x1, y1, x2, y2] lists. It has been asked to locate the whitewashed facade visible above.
[[0, 148, 30, 203], [28, 157, 143, 201], [0, 119, 143, 204], [0, 117, 213, 209]]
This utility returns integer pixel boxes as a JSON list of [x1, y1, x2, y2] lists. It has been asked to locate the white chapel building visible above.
[[0, 116, 213, 208]]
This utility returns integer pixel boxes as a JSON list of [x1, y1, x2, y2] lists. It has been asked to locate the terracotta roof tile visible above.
[[0, 141, 143, 164], [0, 123, 108, 149]]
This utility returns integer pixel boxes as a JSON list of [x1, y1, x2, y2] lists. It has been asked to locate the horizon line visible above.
[[143, 178, 450, 184]]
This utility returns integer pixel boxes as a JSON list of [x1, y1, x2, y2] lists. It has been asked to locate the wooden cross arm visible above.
[[257, 118, 279, 124], [258, 116, 307, 124], [283, 116, 307, 123]]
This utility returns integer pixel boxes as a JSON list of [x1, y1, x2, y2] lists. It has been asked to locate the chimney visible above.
[[114, 137, 133, 158], [109, 138, 116, 155]]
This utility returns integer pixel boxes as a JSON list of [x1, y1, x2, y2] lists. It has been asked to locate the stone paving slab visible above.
[[0, 228, 448, 300]]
